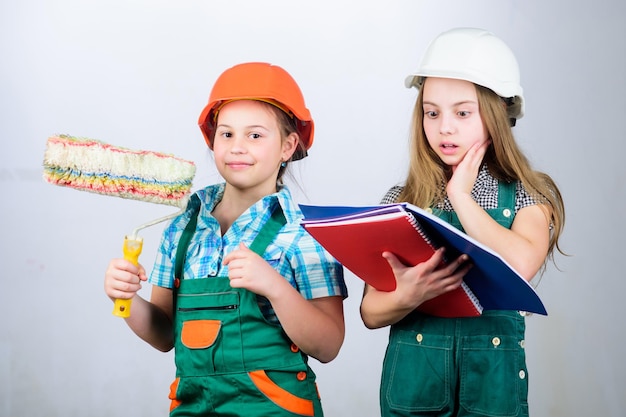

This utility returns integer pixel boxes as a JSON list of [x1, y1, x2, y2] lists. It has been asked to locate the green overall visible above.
[[381, 182, 529, 417], [168, 198, 323, 416]]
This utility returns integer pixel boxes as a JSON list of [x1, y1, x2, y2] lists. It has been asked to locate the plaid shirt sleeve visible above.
[[276, 223, 347, 300], [148, 212, 188, 289], [274, 188, 347, 300]]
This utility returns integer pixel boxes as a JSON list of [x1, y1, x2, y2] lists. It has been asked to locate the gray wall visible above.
[[1, 1, 624, 416]]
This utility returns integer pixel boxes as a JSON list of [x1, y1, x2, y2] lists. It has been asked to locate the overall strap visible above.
[[498, 180, 517, 209], [492, 180, 517, 229], [174, 193, 201, 283], [248, 203, 287, 255], [173, 197, 287, 283], [430, 180, 518, 231]]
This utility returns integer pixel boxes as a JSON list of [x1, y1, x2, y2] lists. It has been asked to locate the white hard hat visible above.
[[405, 27, 524, 120]]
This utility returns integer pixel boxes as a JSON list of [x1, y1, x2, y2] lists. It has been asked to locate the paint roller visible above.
[[43, 134, 196, 317]]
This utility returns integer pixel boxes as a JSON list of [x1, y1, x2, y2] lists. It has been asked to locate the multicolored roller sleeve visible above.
[[43, 134, 196, 207], [43, 134, 197, 318]]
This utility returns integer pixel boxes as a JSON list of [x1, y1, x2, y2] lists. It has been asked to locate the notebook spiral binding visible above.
[[406, 211, 483, 314]]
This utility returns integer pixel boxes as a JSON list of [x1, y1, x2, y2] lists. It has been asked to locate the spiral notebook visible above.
[[299, 203, 547, 317]]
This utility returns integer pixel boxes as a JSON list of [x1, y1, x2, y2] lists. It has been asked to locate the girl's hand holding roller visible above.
[[104, 259, 148, 302]]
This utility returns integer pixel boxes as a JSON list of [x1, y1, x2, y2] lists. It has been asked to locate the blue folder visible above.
[[300, 203, 547, 315]]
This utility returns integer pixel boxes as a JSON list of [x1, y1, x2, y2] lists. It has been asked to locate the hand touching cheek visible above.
[[447, 139, 491, 198]]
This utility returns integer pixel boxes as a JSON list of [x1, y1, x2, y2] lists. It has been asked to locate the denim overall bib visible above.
[[381, 182, 529, 417], [168, 196, 323, 416]]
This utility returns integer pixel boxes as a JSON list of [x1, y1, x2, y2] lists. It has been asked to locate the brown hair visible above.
[[261, 102, 306, 184]]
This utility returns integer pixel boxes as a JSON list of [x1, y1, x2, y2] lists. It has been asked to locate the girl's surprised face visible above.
[[422, 77, 488, 168], [213, 100, 296, 194]]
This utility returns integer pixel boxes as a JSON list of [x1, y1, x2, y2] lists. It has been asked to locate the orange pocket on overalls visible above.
[[248, 369, 315, 416], [168, 377, 182, 412], [181, 320, 221, 349]]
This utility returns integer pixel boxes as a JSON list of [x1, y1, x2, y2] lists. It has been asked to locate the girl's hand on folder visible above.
[[386, 248, 470, 308], [361, 248, 472, 327]]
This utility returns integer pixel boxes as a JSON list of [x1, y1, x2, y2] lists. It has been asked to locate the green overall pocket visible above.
[[175, 290, 242, 375], [459, 333, 528, 416], [382, 330, 453, 412]]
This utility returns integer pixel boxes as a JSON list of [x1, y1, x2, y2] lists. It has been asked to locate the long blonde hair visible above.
[[399, 82, 566, 265]]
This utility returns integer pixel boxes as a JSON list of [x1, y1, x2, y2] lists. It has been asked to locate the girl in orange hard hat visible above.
[[105, 62, 347, 416]]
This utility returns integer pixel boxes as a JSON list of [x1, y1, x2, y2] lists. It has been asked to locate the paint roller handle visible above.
[[113, 236, 144, 318]]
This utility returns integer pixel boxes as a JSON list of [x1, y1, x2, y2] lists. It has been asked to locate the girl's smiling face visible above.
[[422, 77, 489, 168], [213, 100, 296, 195]]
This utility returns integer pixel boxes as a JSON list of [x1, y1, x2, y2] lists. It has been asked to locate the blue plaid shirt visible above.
[[149, 183, 347, 321]]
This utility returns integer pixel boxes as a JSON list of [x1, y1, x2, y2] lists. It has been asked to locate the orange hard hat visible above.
[[198, 62, 314, 160]]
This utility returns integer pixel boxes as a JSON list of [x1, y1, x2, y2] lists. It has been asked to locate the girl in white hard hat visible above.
[[360, 28, 565, 417]]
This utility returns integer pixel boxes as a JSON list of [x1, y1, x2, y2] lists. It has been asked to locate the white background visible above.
[[1, 1, 625, 416]]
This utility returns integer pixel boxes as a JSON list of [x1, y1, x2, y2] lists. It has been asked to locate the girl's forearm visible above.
[[123, 294, 175, 352], [360, 288, 414, 329], [269, 282, 345, 363], [451, 195, 550, 279]]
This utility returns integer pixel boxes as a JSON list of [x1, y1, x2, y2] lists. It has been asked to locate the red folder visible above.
[[301, 209, 481, 317], [300, 203, 547, 317]]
